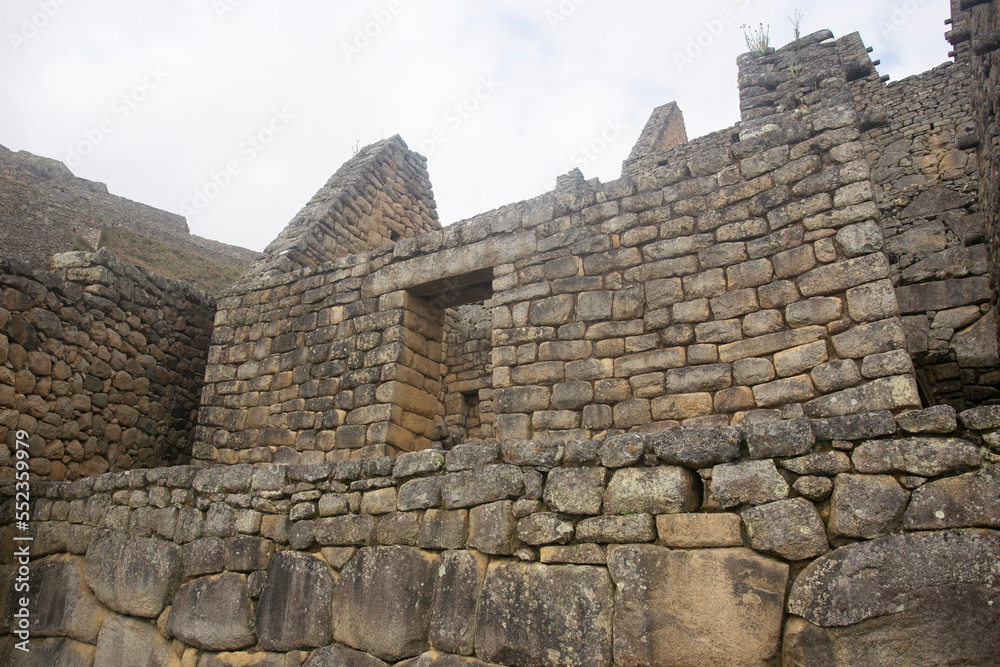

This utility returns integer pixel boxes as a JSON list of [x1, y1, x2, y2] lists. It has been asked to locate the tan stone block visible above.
[[651, 393, 713, 420], [656, 513, 743, 548], [774, 341, 829, 378]]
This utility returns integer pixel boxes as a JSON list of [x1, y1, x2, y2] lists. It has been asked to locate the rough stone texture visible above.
[[442, 466, 524, 509], [475, 562, 613, 667], [255, 551, 335, 651], [83, 529, 182, 618], [304, 645, 390, 666], [828, 474, 910, 539], [608, 545, 788, 667], [742, 499, 829, 561], [656, 512, 743, 548], [429, 550, 489, 656], [905, 464, 1000, 529], [788, 529, 1000, 627], [575, 514, 657, 543], [93, 613, 180, 667], [333, 546, 441, 662], [542, 467, 605, 515], [166, 572, 256, 650], [603, 466, 699, 515], [652, 426, 742, 468], [744, 418, 814, 459], [467, 501, 517, 555], [711, 460, 789, 508], [853, 437, 981, 476]]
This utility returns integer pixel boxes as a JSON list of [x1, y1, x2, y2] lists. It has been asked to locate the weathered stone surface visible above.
[[333, 546, 440, 662], [603, 466, 699, 514], [28, 554, 108, 643], [780, 451, 850, 476], [785, 297, 842, 328], [773, 341, 828, 377], [788, 530, 1000, 627], [314, 515, 377, 547], [752, 374, 815, 407], [853, 437, 981, 477], [575, 514, 657, 543], [895, 276, 991, 314], [793, 475, 833, 501], [475, 562, 613, 667], [797, 254, 889, 297], [804, 376, 920, 418], [429, 550, 489, 656], [831, 318, 906, 359], [0, 636, 95, 667], [398, 477, 443, 511], [608, 545, 788, 667], [468, 501, 517, 555], [304, 645, 389, 666], [256, 551, 334, 651], [896, 405, 957, 434], [905, 464, 1000, 529], [711, 460, 789, 508], [538, 544, 606, 564], [952, 308, 1000, 368], [829, 474, 909, 539], [810, 359, 862, 393], [811, 410, 896, 440], [398, 651, 501, 667], [656, 512, 743, 548], [84, 529, 182, 618], [597, 432, 646, 468], [167, 572, 255, 650], [442, 465, 524, 509], [417, 509, 468, 550], [742, 499, 829, 560], [394, 450, 445, 478], [744, 418, 814, 459], [960, 405, 1000, 430], [377, 512, 420, 546], [543, 466, 605, 515], [93, 613, 180, 667], [518, 513, 575, 545], [652, 425, 742, 468], [446, 442, 500, 472]]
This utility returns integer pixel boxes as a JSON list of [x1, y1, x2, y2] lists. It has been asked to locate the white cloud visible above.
[[0, 0, 953, 251]]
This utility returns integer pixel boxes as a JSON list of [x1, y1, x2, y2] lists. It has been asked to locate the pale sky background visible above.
[[2, 0, 952, 252]]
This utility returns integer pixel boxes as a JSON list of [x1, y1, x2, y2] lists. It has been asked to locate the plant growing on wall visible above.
[[741, 22, 770, 56]]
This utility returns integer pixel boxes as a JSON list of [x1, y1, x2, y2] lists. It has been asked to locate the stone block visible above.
[[656, 513, 742, 547], [752, 375, 815, 407], [744, 417, 814, 459], [417, 510, 468, 550], [603, 466, 700, 514], [780, 451, 850, 476], [952, 308, 1000, 368], [475, 562, 613, 666], [695, 319, 742, 343], [811, 410, 896, 440], [804, 376, 920, 418], [183, 537, 225, 576], [828, 474, 909, 539], [895, 276, 991, 315], [377, 512, 421, 546], [793, 476, 833, 501], [860, 349, 912, 379], [93, 613, 179, 667], [853, 437, 980, 477], [304, 645, 389, 666], [774, 341, 828, 377], [652, 425, 741, 468], [711, 460, 789, 508], [429, 550, 489, 656], [467, 501, 517, 555], [255, 551, 334, 651], [84, 529, 182, 618], [650, 392, 714, 420], [810, 359, 862, 393], [314, 515, 377, 547], [398, 477, 442, 511], [733, 357, 775, 385], [575, 514, 657, 543], [538, 544, 606, 565], [719, 326, 825, 363], [834, 220, 883, 257], [743, 309, 784, 337], [742, 498, 829, 560], [167, 572, 255, 651], [727, 258, 774, 289], [608, 545, 787, 666], [710, 289, 758, 320], [518, 513, 575, 545], [27, 554, 108, 643], [394, 450, 445, 478], [959, 405, 1000, 430], [845, 279, 898, 323], [904, 464, 1000, 530], [896, 405, 957, 434], [441, 465, 524, 509], [797, 254, 889, 297], [333, 546, 440, 662], [715, 386, 756, 412], [665, 363, 732, 393], [543, 467, 605, 514]]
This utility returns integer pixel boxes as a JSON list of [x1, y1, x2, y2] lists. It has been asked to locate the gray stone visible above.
[[895, 276, 991, 314], [793, 476, 833, 501], [608, 545, 787, 666], [597, 432, 646, 468], [377, 512, 420, 546], [829, 474, 909, 539], [785, 297, 842, 328], [835, 220, 883, 257], [475, 562, 613, 667], [417, 509, 468, 550], [394, 450, 445, 478], [845, 279, 898, 322], [811, 410, 896, 440], [743, 498, 829, 561], [797, 254, 890, 297], [28, 554, 108, 643], [501, 440, 564, 468], [167, 572, 255, 650], [398, 477, 443, 511], [711, 460, 789, 508], [543, 467, 605, 515], [810, 359, 862, 393], [804, 376, 920, 418], [225, 535, 275, 572], [468, 501, 517, 555], [780, 451, 851, 476], [952, 308, 1000, 368], [788, 529, 1000, 626], [665, 363, 733, 393], [860, 349, 913, 379], [899, 187, 974, 219], [896, 405, 957, 434], [603, 467, 699, 514], [0, 636, 95, 667], [255, 551, 334, 651], [538, 544, 606, 565], [429, 550, 489, 657], [93, 613, 179, 667], [905, 464, 1000, 529], [733, 357, 775, 385], [84, 529, 182, 618], [853, 437, 981, 476], [652, 425, 742, 468], [518, 513, 574, 545], [446, 442, 500, 471], [960, 405, 1000, 430], [304, 645, 389, 666], [442, 465, 524, 509], [575, 514, 657, 543], [183, 537, 225, 576], [314, 515, 377, 547], [744, 418, 814, 459], [397, 652, 500, 667], [333, 546, 440, 662], [831, 319, 907, 359]]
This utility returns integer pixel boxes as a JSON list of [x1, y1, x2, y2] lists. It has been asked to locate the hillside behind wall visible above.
[[0, 250, 214, 485]]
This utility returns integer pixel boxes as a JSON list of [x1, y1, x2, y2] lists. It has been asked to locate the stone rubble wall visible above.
[[2, 407, 998, 665], [441, 304, 493, 440], [253, 136, 440, 277], [0, 250, 215, 484]]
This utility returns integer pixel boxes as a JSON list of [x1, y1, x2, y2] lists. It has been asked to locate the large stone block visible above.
[[608, 545, 788, 666], [84, 529, 182, 618], [788, 529, 1000, 627], [853, 437, 981, 477], [167, 572, 255, 651], [333, 546, 441, 662], [744, 418, 814, 459], [652, 425, 742, 468], [429, 550, 489, 656], [442, 465, 525, 508], [255, 551, 335, 651], [543, 466, 605, 515], [711, 460, 789, 508], [797, 254, 889, 297], [742, 498, 829, 561], [28, 554, 108, 643], [603, 466, 699, 515], [475, 562, 613, 666], [468, 501, 517, 555], [304, 645, 389, 666], [0, 636, 95, 667], [894, 276, 991, 314], [905, 464, 1000, 530], [93, 613, 180, 667], [828, 473, 909, 539], [804, 376, 919, 418]]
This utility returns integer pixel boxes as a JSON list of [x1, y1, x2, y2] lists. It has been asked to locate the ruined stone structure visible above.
[[2, 4, 1000, 666]]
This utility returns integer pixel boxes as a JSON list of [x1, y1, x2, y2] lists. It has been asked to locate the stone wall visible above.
[[3, 407, 998, 665], [253, 136, 440, 277], [441, 304, 493, 441], [0, 250, 215, 484]]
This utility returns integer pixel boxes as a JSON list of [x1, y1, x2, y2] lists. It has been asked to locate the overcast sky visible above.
[[3, 0, 952, 252]]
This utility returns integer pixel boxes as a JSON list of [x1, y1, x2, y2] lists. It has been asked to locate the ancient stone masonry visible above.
[[3, 408, 999, 665], [0, 249, 215, 484]]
